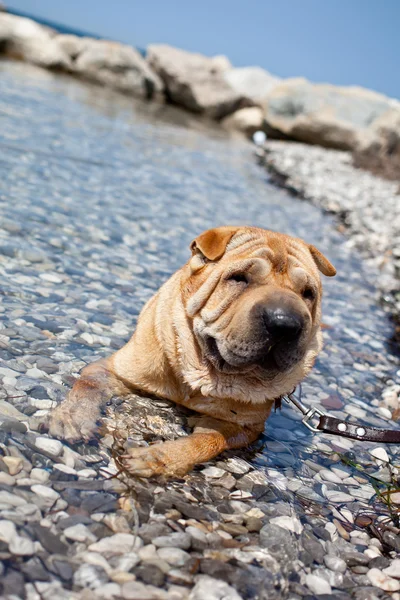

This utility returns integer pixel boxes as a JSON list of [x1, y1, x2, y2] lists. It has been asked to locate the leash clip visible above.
[[284, 389, 327, 433], [301, 406, 326, 433]]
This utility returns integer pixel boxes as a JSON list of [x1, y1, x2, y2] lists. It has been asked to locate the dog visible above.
[[48, 226, 336, 477]]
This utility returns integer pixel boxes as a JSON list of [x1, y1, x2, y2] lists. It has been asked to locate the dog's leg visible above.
[[122, 416, 264, 478], [48, 358, 128, 442]]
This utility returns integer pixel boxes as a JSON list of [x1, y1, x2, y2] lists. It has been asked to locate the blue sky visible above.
[[8, 0, 400, 99]]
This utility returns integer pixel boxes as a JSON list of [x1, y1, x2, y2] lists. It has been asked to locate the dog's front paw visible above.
[[47, 403, 100, 443], [122, 442, 192, 478]]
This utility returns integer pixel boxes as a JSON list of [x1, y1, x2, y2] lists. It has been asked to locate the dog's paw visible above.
[[121, 443, 191, 478], [47, 403, 100, 443]]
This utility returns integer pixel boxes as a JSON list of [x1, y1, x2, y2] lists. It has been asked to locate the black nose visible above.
[[262, 307, 303, 344]]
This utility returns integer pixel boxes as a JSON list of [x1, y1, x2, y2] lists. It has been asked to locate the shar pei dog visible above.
[[49, 226, 336, 477]]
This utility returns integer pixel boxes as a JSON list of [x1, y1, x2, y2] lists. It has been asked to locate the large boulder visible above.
[[264, 78, 394, 150], [147, 44, 251, 119], [68, 39, 164, 100], [221, 106, 264, 137], [223, 66, 281, 106], [354, 107, 400, 180], [0, 13, 70, 69]]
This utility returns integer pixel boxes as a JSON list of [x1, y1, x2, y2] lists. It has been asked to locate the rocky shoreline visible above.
[[1, 9, 400, 165]]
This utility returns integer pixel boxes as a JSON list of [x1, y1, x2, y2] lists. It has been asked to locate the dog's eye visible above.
[[302, 287, 315, 301], [228, 273, 248, 284]]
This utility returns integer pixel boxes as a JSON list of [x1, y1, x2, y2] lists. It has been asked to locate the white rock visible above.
[[389, 492, 400, 504], [269, 515, 303, 534], [53, 464, 77, 476], [201, 466, 226, 478], [35, 437, 63, 456], [0, 519, 17, 543], [30, 468, 50, 483], [78, 551, 113, 575], [31, 484, 60, 506], [77, 468, 97, 478], [138, 544, 158, 562], [368, 568, 400, 591], [377, 406, 393, 419], [189, 575, 243, 600], [305, 573, 332, 595], [319, 469, 343, 484], [94, 583, 121, 599], [0, 490, 27, 507], [39, 273, 63, 283], [73, 563, 107, 589], [224, 458, 251, 474], [383, 559, 400, 579], [89, 533, 142, 555], [324, 490, 354, 503], [153, 532, 191, 550], [370, 447, 389, 463], [324, 555, 347, 573], [157, 547, 190, 566], [9, 535, 35, 556], [0, 472, 15, 486], [63, 523, 97, 543], [111, 553, 140, 572]]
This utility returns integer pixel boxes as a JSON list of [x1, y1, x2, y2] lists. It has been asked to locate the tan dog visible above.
[[49, 226, 336, 477]]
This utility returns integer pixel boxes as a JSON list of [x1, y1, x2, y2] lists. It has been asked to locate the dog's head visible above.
[[181, 226, 335, 399]]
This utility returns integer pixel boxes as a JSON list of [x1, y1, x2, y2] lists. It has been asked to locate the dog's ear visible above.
[[190, 227, 239, 261], [309, 245, 336, 277]]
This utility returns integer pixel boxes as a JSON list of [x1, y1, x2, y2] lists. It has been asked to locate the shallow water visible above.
[[0, 60, 399, 596]]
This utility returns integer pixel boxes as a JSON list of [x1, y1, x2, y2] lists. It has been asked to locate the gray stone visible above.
[[259, 523, 298, 563], [264, 78, 394, 150], [73, 39, 164, 100], [189, 575, 243, 599], [224, 66, 281, 105], [153, 532, 191, 550], [147, 44, 249, 119], [0, 13, 70, 69], [73, 563, 109, 589]]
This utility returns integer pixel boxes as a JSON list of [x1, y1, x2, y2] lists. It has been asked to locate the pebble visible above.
[[0, 519, 17, 543], [3, 456, 24, 475], [153, 533, 191, 550], [369, 447, 389, 463], [323, 555, 347, 573], [63, 523, 97, 543], [35, 437, 63, 457], [189, 575, 243, 600], [30, 468, 51, 483], [73, 564, 109, 589], [269, 515, 303, 534], [158, 547, 190, 566], [305, 573, 332, 595], [89, 533, 142, 554], [383, 559, 400, 579], [367, 568, 400, 591], [31, 484, 60, 506], [324, 490, 354, 503], [0, 490, 27, 507], [201, 467, 226, 478], [9, 535, 35, 556]]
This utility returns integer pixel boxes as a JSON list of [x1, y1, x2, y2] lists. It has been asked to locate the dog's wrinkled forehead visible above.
[[224, 229, 309, 275]]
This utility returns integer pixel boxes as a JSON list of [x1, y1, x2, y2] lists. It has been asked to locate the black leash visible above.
[[283, 389, 400, 444]]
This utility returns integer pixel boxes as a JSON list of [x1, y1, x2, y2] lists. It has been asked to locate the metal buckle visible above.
[[301, 407, 326, 433], [283, 388, 327, 433]]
